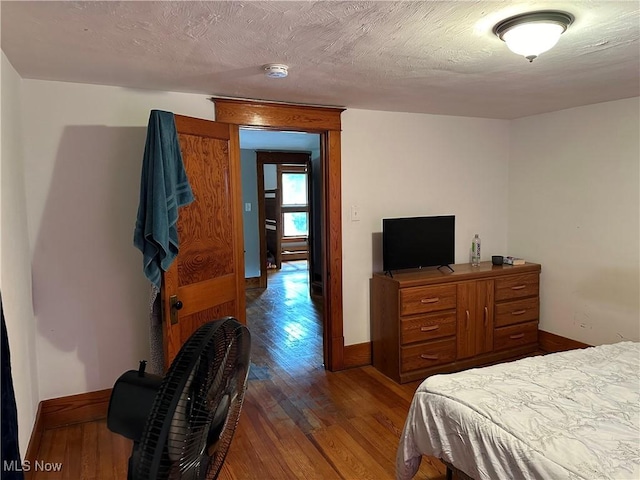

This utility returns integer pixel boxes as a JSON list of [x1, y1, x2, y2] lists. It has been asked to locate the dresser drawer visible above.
[[401, 311, 457, 345], [494, 321, 538, 351], [495, 273, 539, 301], [400, 284, 457, 316], [495, 297, 539, 327], [401, 338, 457, 372]]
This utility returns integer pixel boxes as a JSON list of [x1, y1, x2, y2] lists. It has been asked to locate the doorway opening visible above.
[[213, 98, 345, 371], [240, 130, 323, 370], [257, 151, 319, 290]]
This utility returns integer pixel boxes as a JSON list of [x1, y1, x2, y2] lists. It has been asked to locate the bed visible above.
[[397, 342, 640, 480]]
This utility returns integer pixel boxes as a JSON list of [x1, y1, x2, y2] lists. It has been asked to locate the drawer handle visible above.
[[484, 306, 488, 327], [420, 297, 440, 304], [420, 325, 440, 332], [509, 333, 525, 340], [466, 310, 470, 330], [511, 285, 526, 290], [420, 354, 439, 361], [511, 309, 527, 315]]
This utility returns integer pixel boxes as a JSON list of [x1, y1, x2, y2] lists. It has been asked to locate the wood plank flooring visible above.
[[30, 261, 446, 479]]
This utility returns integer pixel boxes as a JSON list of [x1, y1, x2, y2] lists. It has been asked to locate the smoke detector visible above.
[[263, 64, 289, 78]]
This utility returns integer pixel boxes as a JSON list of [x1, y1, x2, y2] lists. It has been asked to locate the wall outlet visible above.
[[245, 203, 252, 212]]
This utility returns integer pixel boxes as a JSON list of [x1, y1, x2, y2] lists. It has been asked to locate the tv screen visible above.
[[382, 215, 455, 272]]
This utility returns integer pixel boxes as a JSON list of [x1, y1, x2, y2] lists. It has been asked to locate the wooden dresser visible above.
[[370, 262, 541, 383]]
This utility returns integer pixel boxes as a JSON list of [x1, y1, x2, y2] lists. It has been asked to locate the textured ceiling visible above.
[[1, 1, 639, 119]]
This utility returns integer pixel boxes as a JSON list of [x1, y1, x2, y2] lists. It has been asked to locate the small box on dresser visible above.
[[370, 262, 541, 383]]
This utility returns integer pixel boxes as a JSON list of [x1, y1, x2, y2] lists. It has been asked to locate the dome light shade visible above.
[[494, 11, 574, 62]]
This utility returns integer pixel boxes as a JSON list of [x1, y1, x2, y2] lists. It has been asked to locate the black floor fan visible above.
[[107, 317, 251, 480]]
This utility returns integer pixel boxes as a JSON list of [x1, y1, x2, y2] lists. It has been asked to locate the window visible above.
[[282, 173, 307, 206], [283, 212, 308, 237], [280, 166, 308, 237]]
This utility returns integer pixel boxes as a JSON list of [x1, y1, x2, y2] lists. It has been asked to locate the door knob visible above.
[[170, 296, 183, 325]]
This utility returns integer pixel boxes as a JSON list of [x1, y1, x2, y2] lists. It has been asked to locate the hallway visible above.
[[245, 260, 324, 378]]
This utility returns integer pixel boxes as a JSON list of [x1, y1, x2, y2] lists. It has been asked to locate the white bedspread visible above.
[[397, 342, 640, 480]]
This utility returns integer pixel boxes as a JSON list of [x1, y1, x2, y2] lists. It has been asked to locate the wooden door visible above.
[[161, 115, 245, 370]]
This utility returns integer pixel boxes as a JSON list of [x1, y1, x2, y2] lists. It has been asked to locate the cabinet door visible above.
[[457, 280, 494, 360], [456, 282, 476, 360], [475, 279, 494, 354]]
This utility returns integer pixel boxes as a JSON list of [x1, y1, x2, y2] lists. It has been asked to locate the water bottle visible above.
[[471, 234, 481, 266]]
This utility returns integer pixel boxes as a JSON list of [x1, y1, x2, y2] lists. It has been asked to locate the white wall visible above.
[[341, 109, 510, 345], [20, 79, 214, 400], [1, 53, 40, 454], [15, 75, 635, 405], [508, 98, 640, 345]]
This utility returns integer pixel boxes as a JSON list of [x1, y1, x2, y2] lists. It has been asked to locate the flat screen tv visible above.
[[382, 215, 455, 272]]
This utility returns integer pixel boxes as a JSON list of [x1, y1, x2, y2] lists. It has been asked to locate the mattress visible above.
[[397, 342, 640, 480]]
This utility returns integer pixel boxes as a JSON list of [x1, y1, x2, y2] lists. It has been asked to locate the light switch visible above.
[[245, 203, 252, 212], [350, 205, 360, 222]]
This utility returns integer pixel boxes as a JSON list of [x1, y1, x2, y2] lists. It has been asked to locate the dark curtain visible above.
[[1, 295, 25, 480]]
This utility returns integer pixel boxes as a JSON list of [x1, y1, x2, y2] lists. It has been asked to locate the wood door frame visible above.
[[256, 151, 311, 289], [213, 98, 345, 371]]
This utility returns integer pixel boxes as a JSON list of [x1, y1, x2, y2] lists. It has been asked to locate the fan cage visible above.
[[134, 317, 250, 480]]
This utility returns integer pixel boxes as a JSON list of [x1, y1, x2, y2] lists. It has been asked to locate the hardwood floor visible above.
[[227, 261, 446, 479], [30, 261, 446, 479]]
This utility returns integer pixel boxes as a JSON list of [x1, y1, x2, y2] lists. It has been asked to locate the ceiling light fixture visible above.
[[263, 64, 289, 78], [493, 11, 574, 62]]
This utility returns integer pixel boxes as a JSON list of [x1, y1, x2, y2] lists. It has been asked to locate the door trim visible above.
[[212, 98, 345, 371]]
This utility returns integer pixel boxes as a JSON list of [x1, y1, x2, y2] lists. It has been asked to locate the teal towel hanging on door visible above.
[[133, 110, 194, 288]]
